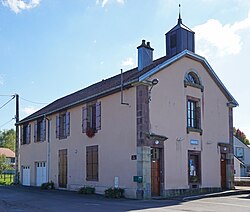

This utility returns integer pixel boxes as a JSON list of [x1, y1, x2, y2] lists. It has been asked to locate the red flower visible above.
[[86, 127, 95, 138]]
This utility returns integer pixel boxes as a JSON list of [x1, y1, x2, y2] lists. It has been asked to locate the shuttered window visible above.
[[56, 112, 70, 139], [86, 145, 98, 181], [34, 118, 46, 142], [21, 124, 31, 145], [82, 102, 101, 133]]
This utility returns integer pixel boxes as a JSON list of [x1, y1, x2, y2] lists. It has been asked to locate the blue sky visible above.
[[0, 0, 250, 138]]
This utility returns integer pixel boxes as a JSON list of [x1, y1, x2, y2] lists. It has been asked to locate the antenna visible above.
[[120, 69, 129, 106]]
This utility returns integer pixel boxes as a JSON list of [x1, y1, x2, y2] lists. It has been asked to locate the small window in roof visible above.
[[185, 72, 201, 85]]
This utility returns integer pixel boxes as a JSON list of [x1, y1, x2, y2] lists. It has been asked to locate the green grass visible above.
[[0, 174, 14, 185]]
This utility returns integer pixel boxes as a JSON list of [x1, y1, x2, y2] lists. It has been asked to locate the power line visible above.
[[0, 94, 15, 97], [20, 96, 48, 105], [0, 118, 15, 129], [0, 96, 15, 110]]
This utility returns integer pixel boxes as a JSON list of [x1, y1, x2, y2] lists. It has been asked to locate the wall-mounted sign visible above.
[[190, 140, 199, 145]]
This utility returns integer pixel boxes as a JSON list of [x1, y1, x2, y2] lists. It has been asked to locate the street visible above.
[[0, 186, 249, 212]]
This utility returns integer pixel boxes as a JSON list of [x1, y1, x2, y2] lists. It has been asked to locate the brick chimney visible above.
[[137, 40, 154, 71]]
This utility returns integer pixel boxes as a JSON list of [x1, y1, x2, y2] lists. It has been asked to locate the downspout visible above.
[[227, 101, 238, 189], [45, 116, 51, 183]]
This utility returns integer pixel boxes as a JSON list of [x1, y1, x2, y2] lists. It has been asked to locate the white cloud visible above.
[[193, 10, 250, 58], [1, 0, 41, 14], [22, 106, 38, 115], [96, 0, 124, 8], [121, 57, 134, 67]]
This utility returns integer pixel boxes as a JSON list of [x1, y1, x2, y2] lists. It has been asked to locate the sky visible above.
[[0, 0, 250, 138]]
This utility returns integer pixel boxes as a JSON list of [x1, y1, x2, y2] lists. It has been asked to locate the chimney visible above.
[[137, 40, 154, 71]]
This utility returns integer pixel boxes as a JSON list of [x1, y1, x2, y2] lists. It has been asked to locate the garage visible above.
[[22, 166, 30, 186], [36, 162, 47, 186]]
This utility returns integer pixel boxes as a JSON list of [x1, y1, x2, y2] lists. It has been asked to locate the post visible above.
[[14, 94, 19, 184]]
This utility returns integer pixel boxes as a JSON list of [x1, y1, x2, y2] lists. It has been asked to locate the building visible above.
[[234, 136, 250, 177], [17, 13, 238, 199], [0, 147, 15, 167]]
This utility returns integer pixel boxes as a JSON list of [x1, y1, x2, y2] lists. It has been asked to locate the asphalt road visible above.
[[0, 185, 250, 212]]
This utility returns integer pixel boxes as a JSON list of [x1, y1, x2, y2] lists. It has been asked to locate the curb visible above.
[[183, 189, 250, 201]]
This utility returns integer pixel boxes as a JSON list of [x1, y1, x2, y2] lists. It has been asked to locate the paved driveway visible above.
[[0, 185, 250, 211]]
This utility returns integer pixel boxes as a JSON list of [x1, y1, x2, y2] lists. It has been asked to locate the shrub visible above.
[[41, 181, 55, 190], [78, 186, 95, 194], [104, 187, 124, 198]]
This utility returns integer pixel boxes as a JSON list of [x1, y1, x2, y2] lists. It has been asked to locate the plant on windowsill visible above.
[[86, 127, 95, 138]]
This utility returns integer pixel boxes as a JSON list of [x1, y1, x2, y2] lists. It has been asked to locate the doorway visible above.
[[151, 148, 161, 196], [220, 153, 227, 189], [58, 149, 67, 188]]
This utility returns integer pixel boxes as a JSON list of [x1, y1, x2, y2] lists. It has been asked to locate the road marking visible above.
[[200, 200, 250, 208]]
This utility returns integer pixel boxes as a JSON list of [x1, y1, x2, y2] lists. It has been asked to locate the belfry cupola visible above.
[[165, 4, 195, 58]]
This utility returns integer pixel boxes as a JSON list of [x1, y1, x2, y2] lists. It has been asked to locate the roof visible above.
[[0, 148, 15, 158], [18, 50, 238, 125], [167, 19, 194, 34]]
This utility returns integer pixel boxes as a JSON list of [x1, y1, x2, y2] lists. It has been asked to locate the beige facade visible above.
[[18, 16, 238, 199]]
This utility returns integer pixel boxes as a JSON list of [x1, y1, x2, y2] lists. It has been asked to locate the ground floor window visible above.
[[188, 151, 201, 184], [86, 145, 98, 181]]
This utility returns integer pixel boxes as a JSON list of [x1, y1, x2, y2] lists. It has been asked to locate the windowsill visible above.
[[184, 81, 204, 92], [187, 127, 203, 135], [86, 178, 98, 182]]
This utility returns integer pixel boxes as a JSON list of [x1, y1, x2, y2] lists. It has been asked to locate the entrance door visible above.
[[22, 166, 30, 186], [151, 148, 160, 196], [36, 162, 47, 186], [221, 153, 227, 189], [58, 149, 67, 188]]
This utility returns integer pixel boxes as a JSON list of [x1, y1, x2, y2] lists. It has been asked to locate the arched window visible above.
[[185, 72, 200, 85], [184, 71, 203, 91]]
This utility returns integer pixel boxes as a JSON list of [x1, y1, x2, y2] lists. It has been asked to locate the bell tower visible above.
[[165, 5, 195, 58]]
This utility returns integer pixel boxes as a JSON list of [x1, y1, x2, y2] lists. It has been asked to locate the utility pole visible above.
[[14, 94, 19, 184]]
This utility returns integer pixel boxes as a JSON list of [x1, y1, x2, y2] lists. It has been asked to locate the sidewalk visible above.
[[183, 186, 250, 201]]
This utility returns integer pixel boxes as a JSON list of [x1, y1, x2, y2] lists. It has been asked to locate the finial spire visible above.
[[178, 4, 182, 24]]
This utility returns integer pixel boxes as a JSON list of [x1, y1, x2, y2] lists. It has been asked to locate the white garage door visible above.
[[36, 162, 47, 186], [22, 166, 30, 186]]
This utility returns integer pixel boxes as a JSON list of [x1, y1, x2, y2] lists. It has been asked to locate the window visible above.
[[188, 151, 201, 184], [82, 102, 101, 133], [21, 124, 31, 145], [86, 145, 98, 181], [34, 118, 46, 142], [187, 97, 201, 133], [184, 71, 203, 91], [56, 112, 70, 139], [10, 157, 15, 163]]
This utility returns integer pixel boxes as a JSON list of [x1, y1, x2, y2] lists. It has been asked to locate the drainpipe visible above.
[[45, 116, 51, 183], [227, 101, 237, 189]]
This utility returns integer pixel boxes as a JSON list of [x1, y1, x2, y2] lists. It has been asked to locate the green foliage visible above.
[[41, 181, 55, 190], [0, 129, 16, 151], [0, 154, 9, 174], [104, 187, 124, 198], [234, 127, 250, 146], [0, 173, 14, 185], [78, 186, 95, 194]]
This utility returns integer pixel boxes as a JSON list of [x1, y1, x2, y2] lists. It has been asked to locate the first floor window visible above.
[[86, 145, 98, 181], [187, 97, 201, 130], [56, 112, 70, 139], [188, 151, 201, 184], [82, 102, 101, 133], [34, 118, 46, 142], [21, 124, 31, 145]]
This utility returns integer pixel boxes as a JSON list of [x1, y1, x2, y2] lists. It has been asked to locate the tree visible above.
[[0, 129, 15, 151], [0, 154, 8, 174], [233, 127, 250, 146]]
